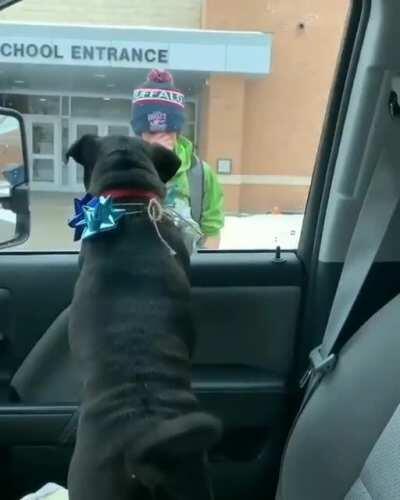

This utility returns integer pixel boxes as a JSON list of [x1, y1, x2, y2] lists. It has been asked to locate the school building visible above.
[[0, 0, 349, 214]]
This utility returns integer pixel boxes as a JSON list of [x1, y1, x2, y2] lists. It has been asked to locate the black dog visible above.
[[66, 134, 222, 500]]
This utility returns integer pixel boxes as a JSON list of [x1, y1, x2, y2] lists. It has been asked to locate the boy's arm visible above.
[[200, 163, 225, 248]]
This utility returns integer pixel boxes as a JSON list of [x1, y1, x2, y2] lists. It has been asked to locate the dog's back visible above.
[[70, 214, 194, 400], [66, 135, 221, 500]]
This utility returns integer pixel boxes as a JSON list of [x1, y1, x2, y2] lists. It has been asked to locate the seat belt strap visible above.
[[188, 155, 205, 225], [300, 125, 400, 408]]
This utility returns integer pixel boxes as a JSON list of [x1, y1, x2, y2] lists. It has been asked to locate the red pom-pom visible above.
[[147, 69, 174, 84]]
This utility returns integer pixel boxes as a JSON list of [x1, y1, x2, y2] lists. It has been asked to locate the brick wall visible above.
[[0, 0, 201, 28], [202, 0, 350, 213]]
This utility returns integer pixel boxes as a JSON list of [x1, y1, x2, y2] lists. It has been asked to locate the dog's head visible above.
[[66, 134, 181, 197]]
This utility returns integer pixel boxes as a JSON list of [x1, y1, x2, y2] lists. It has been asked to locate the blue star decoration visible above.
[[68, 195, 126, 241], [68, 193, 98, 241], [81, 196, 126, 240]]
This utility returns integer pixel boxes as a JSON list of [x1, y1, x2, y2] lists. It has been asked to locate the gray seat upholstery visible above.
[[12, 306, 82, 403], [277, 294, 400, 499]]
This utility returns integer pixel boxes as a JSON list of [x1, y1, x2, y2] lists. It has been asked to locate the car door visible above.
[[0, 1, 359, 499], [0, 252, 302, 500]]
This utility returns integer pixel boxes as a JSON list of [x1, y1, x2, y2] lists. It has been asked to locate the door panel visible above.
[[0, 251, 303, 500], [193, 287, 300, 375]]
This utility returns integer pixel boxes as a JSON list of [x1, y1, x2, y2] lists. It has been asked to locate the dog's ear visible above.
[[66, 134, 99, 167], [148, 143, 181, 183], [66, 134, 99, 189]]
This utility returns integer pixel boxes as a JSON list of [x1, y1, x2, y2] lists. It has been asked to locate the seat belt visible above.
[[299, 124, 400, 412], [188, 155, 205, 225]]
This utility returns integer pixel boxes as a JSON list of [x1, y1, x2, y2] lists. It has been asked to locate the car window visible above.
[[0, 0, 350, 251]]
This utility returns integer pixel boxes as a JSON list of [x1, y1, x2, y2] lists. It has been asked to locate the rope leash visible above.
[[147, 198, 177, 256], [69, 194, 202, 255]]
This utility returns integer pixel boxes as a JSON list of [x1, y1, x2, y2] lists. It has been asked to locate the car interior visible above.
[[1, 0, 400, 499]]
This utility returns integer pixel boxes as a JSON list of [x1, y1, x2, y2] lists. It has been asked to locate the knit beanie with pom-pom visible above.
[[131, 69, 185, 135]]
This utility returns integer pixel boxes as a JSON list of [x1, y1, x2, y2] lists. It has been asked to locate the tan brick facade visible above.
[[201, 0, 350, 213], [200, 75, 246, 176], [0, 0, 202, 28]]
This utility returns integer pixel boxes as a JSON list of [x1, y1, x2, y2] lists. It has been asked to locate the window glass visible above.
[[76, 124, 99, 137], [108, 125, 130, 136], [0, 0, 351, 251], [71, 97, 131, 120], [32, 158, 54, 182], [3, 94, 60, 115], [61, 119, 70, 186], [32, 123, 54, 154], [185, 102, 195, 122], [61, 96, 70, 117]]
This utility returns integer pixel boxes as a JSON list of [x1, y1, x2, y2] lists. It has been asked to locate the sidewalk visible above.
[[13, 192, 303, 252]]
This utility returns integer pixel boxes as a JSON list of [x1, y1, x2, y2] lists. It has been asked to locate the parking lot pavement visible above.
[[6, 192, 303, 252]]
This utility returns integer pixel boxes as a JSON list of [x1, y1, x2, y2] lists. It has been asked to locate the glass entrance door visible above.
[[69, 120, 132, 191], [25, 115, 61, 190]]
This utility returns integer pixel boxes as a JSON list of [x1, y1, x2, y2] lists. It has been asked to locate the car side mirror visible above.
[[0, 108, 30, 249]]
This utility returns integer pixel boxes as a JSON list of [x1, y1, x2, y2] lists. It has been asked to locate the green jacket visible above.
[[169, 136, 224, 238]]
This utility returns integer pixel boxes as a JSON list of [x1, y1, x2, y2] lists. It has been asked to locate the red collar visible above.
[[101, 188, 160, 202]]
